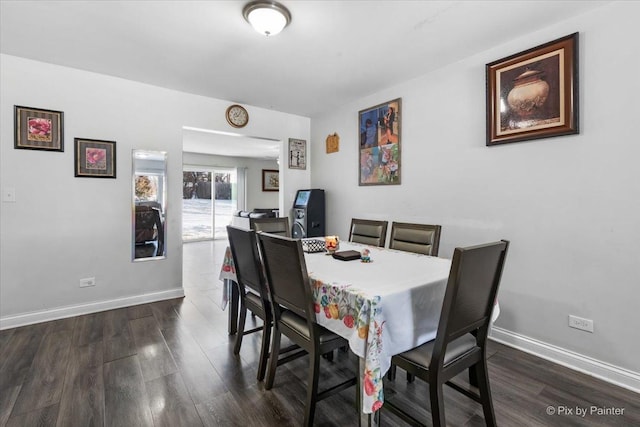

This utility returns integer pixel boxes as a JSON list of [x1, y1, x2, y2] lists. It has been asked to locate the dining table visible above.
[[220, 239, 454, 426]]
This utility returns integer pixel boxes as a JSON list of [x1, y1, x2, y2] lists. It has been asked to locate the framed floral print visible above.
[[74, 138, 116, 178], [14, 105, 64, 151]]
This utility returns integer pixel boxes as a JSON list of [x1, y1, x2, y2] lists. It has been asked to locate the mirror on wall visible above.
[[132, 150, 167, 261]]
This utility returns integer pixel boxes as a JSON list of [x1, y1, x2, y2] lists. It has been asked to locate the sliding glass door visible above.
[[183, 166, 243, 241]]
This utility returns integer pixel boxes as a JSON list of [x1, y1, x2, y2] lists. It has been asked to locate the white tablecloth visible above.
[[305, 242, 451, 413]]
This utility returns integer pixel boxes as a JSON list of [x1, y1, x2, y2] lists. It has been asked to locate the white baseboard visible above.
[[0, 288, 185, 330], [490, 326, 640, 395]]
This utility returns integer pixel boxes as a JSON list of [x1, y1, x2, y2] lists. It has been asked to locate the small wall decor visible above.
[[326, 133, 339, 154], [74, 138, 116, 178], [14, 105, 64, 152], [358, 98, 401, 186], [288, 138, 306, 169], [486, 33, 579, 146], [262, 169, 279, 191]]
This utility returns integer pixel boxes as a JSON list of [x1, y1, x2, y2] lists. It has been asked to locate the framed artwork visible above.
[[74, 138, 116, 178], [358, 98, 401, 185], [262, 169, 279, 191], [14, 105, 64, 151], [288, 138, 306, 169], [486, 32, 579, 146]]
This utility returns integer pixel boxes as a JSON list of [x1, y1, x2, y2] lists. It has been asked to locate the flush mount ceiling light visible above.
[[243, 1, 291, 37]]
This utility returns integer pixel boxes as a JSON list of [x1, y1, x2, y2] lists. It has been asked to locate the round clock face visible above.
[[226, 105, 249, 128]]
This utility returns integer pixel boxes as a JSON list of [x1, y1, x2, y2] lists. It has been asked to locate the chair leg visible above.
[[233, 302, 247, 355], [265, 328, 281, 390], [468, 365, 478, 387], [429, 381, 446, 427], [303, 349, 321, 427], [475, 360, 497, 427], [387, 364, 396, 381], [406, 371, 415, 383], [257, 319, 271, 381]]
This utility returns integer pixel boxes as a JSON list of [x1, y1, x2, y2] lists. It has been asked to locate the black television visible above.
[[294, 190, 311, 207]]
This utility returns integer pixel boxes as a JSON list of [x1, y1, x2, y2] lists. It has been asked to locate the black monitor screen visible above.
[[295, 190, 311, 206]]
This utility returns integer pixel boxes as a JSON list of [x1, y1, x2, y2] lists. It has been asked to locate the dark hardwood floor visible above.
[[1, 240, 638, 426]]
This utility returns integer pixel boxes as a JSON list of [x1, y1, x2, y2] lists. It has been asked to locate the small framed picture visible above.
[[486, 33, 579, 146], [262, 169, 279, 191], [288, 138, 306, 169], [14, 105, 64, 152], [74, 138, 117, 178]]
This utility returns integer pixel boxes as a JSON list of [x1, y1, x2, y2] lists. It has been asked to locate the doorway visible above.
[[182, 166, 240, 241]]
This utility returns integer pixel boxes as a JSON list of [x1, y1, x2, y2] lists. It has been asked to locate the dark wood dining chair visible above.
[[387, 222, 442, 382], [250, 216, 291, 237], [349, 218, 388, 247], [389, 222, 441, 256], [257, 233, 357, 427], [226, 225, 272, 381], [383, 240, 509, 427]]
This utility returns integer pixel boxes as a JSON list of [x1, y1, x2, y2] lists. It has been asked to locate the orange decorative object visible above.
[[326, 133, 339, 153], [324, 235, 340, 254]]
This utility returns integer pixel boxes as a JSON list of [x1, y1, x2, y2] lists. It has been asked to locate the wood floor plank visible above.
[[0, 323, 47, 390], [0, 329, 16, 361], [127, 304, 153, 320], [44, 317, 77, 334], [103, 308, 136, 363], [149, 299, 181, 330], [129, 316, 178, 381], [145, 372, 203, 427], [72, 312, 105, 347], [195, 391, 246, 427], [160, 326, 228, 404], [103, 356, 153, 427], [56, 342, 104, 427], [0, 385, 21, 427], [5, 403, 59, 427], [11, 330, 72, 415]]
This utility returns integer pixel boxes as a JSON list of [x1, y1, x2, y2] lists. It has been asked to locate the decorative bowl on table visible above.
[[324, 236, 340, 255]]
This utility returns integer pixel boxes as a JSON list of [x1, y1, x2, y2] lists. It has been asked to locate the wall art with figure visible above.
[[358, 98, 401, 185]]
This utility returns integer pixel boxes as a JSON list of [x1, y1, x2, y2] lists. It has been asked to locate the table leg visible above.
[[226, 279, 239, 335], [358, 358, 379, 427]]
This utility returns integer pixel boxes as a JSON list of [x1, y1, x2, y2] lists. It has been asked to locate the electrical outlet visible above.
[[568, 315, 594, 333], [79, 277, 96, 288]]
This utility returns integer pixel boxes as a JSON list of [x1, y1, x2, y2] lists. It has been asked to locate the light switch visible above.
[[2, 187, 16, 203]]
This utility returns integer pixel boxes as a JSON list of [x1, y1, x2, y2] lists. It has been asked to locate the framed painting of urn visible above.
[[486, 33, 578, 146]]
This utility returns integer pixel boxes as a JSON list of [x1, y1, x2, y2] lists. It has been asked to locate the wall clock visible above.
[[225, 104, 249, 128]]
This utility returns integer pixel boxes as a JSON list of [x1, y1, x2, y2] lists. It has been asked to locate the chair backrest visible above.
[[349, 218, 388, 247], [250, 217, 291, 237], [389, 222, 442, 256], [432, 240, 509, 366], [135, 205, 163, 243], [257, 233, 314, 321], [226, 226, 268, 299]]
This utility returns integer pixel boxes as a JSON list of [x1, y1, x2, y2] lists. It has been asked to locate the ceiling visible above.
[[1, 1, 609, 159]]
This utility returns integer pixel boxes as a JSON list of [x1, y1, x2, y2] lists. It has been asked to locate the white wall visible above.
[[182, 152, 280, 211], [311, 1, 640, 380], [0, 55, 310, 327]]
